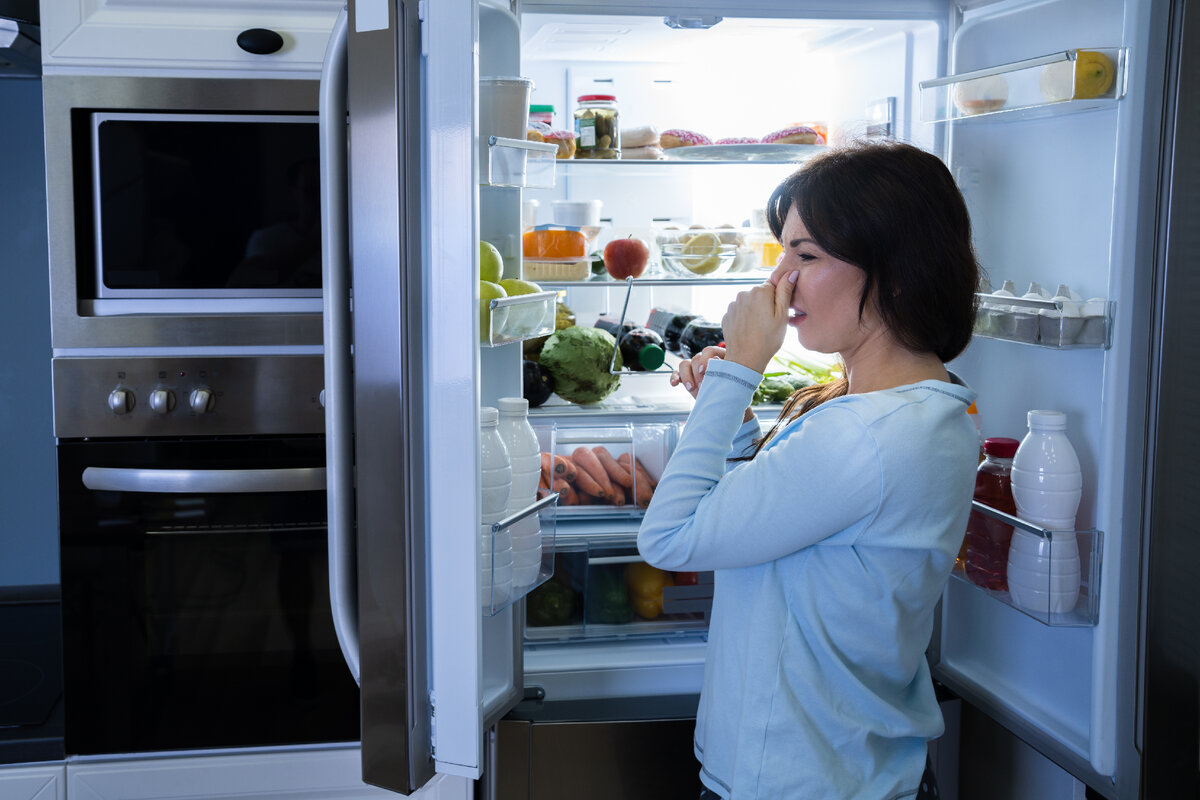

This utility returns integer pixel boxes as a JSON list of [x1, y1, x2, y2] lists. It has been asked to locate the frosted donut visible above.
[[659, 129, 712, 149], [715, 136, 761, 145], [762, 125, 821, 145]]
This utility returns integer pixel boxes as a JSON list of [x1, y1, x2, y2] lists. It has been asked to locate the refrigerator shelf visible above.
[[485, 135, 558, 189], [483, 289, 558, 346], [953, 501, 1103, 627], [920, 47, 1126, 123], [482, 492, 560, 617], [973, 292, 1113, 349], [534, 274, 768, 289]]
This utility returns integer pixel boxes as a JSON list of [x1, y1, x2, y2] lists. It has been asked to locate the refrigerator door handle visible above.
[[319, 7, 360, 685]]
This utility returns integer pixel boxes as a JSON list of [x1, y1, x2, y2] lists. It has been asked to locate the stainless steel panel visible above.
[[42, 74, 324, 350], [52, 355, 325, 438], [1140, 0, 1200, 795], [346, 0, 432, 792]]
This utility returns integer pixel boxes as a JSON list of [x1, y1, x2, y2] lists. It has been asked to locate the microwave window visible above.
[[95, 117, 321, 291]]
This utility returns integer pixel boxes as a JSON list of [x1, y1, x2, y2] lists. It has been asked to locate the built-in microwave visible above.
[[43, 74, 324, 352]]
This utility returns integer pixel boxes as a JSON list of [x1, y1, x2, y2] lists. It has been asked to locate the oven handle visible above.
[[81, 466, 327, 494], [320, 7, 360, 687]]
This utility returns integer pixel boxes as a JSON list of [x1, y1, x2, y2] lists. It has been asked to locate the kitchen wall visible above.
[[0, 78, 58, 588]]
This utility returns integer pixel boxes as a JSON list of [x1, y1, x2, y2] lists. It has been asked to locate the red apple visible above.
[[603, 236, 650, 280]]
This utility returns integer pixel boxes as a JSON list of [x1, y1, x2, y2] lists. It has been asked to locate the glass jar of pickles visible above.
[[573, 94, 620, 159]]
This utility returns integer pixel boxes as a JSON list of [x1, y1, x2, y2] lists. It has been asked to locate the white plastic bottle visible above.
[[497, 397, 543, 587], [479, 406, 513, 608], [1008, 409, 1082, 615]]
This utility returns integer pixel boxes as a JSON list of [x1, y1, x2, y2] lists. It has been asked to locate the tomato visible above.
[[673, 571, 699, 586]]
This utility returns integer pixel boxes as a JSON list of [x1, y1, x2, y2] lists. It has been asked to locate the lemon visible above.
[[680, 232, 724, 275], [1039, 51, 1114, 102]]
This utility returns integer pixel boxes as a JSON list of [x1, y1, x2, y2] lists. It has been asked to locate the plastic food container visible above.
[[529, 104, 555, 126], [522, 258, 591, 282]]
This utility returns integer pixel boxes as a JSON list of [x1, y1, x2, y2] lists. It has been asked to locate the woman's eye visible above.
[[796, 252, 816, 262]]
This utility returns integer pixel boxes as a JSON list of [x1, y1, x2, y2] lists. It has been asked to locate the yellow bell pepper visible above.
[[624, 562, 674, 620]]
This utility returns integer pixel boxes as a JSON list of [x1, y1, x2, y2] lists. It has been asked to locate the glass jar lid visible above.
[[577, 94, 617, 102]]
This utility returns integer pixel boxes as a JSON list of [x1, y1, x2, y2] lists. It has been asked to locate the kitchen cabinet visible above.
[[0, 763, 65, 800], [64, 747, 469, 800], [40, 0, 341, 74]]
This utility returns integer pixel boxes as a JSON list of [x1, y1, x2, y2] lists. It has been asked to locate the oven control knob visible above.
[[107, 388, 134, 415], [149, 388, 176, 415], [189, 387, 215, 414]]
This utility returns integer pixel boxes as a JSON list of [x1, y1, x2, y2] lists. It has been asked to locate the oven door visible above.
[[57, 436, 359, 757]]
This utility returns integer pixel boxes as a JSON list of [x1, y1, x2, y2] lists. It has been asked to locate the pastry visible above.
[[621, 125, 660, 148], [952, 75, 1009, 115], [762, 125, 821, 145], [659, 129, 712, 149], [621, 145, 663, 160], [543, 130, 577, 159], [715, 136, 761, 145]]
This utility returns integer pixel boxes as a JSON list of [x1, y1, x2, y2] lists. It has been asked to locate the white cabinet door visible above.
[[65, 747, 471, 800], [0, 763, 66, 800], [41, 0, 342, 74]]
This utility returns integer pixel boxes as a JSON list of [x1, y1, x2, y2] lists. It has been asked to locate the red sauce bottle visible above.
[[963, 437, 1020, 591]]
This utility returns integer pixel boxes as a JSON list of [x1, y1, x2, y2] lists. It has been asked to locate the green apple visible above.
[[480, 240, 504, 284], [499, 278, 546, 336], [480, 280, 509, 342]]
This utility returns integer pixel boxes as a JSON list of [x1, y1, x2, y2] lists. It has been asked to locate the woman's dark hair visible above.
[[740, 140, 980, 459]]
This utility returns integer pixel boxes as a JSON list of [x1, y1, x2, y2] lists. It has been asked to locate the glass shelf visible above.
[[921, 48, 1126, 123], [536, 274, 768, 289], [952, 501, 1102, 627], [482, 290, 558, 347], [485, 135, 558, 189], [973, 292, 1112, 349], [482, 492, 559, 617]]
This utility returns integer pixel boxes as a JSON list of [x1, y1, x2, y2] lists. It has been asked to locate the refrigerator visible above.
[[320, 0, 1197, 797]]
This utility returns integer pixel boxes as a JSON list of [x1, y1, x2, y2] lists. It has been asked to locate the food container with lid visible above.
[[529, 104, 555, 126], [479, 77, 533, 180], [574, 94, 620, 159]]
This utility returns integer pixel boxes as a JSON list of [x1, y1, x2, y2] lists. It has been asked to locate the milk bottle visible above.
[[497, 397, 543, 587], [480, 406, 513, 608]]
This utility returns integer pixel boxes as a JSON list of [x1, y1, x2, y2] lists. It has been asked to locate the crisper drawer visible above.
[[532, 422, 677, 516], [524, 541, 712, 643]]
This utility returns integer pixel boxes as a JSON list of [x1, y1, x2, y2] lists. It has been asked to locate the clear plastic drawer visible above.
[[533, 422, 677, 517]]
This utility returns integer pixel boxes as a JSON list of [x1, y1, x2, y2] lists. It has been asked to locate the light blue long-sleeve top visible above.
[[638, 358, 978, 800]]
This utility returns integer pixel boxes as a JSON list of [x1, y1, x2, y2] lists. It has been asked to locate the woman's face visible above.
[[769, 206, 879, 356]]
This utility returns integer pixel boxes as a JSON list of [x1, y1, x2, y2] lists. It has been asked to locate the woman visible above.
[[638, 140, 981, 799]]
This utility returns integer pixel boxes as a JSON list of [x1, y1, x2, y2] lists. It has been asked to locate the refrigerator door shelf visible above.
[[973, 294, 1113, 349], [483, 493, 560, 617], [920, 48, 1127, 123], [483, 290, 559, 347], [485, 136, 558, 189], [955, 502, 1103, 627]]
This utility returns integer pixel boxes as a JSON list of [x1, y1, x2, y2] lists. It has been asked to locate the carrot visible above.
[[536, 486, 550, 500], [618, 453, 656, 506], [561, 484, 579, 506], [576, 490, 603, 505], [540, 452, 554, 485], [593, 447, 633, 489], [553, 453, 577, 482], [570, 461, 604, 497], [607, 483, 627, 506], [551, 476, 570, 497], [572, 447, 615, 501]]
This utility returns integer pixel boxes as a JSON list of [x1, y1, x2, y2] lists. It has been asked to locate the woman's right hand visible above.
[[669, 345, 727, 400]]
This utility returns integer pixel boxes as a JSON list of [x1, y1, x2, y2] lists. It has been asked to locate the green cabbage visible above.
[[539, 326, 622, 404]]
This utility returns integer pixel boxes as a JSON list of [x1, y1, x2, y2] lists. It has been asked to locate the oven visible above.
[[43, 73, 323, 350], [53, 354, 357, 757]]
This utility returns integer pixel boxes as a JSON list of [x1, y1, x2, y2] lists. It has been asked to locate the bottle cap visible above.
[[983, 437, 1020, 458], [497, 397, 529, 414], [1027, 409, 1067, 430], [529, 104, 556, 113], [480, 406, 499, 425], [636, 344, 666, 371], [577, 94, 617, 102]]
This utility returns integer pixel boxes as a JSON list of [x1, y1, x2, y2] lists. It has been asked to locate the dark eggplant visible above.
[[523, 359, 555, 407]]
